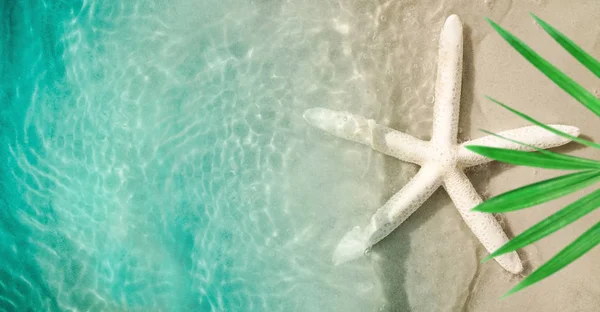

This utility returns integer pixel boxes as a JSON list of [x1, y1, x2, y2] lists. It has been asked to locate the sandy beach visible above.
[[373, 0, 600, 310], [2, 0, 598, 310]]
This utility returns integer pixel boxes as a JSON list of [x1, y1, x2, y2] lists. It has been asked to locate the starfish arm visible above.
[[457, 125, 580, 167], [431, 15, 463, 147], [332, 166, 442, 265], [443, 168, 523, 274], [303, 107, 429, 164]]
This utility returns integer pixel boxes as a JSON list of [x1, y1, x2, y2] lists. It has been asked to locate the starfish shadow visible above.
[[372, 22, 483, 310], [459, 24, 477, 138], [372, 22, 482, 310], [373, 186, 448, 311]]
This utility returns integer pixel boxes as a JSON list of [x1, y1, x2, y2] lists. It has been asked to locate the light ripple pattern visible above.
[[0, 0, 390, 311]]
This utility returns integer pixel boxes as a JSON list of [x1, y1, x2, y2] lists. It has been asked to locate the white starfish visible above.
[[303, 15, 580, 274]]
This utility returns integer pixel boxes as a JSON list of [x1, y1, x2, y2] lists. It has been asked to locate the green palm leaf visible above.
[[486, 96, 600, 150], [503, 221, 600, 297], [486, 18, 600, 118], [465, 145, 600, 170], [531, 14, 600, 77], [473, 170, 600, 213], [471, 128, 600, 168], [483, 188, 600, 262], [480, 15, 600, 297]]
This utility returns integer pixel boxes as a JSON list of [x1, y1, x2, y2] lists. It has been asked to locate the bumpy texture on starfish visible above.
[[303, 15, 580, 274]]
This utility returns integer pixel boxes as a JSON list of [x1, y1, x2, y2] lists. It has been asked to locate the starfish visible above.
[[303, 15, 580, 274]]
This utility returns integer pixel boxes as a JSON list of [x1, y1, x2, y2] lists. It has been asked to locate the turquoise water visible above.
[[0, 1, 391, 311]]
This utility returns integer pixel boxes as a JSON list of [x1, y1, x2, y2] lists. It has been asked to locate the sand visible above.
[[465, 1, 600, 310], [372, 0, 600, 311]]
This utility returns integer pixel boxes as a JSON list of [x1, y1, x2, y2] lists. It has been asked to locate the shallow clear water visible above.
[[0, 1, 391, 311], [1, 0, 527, 310]]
